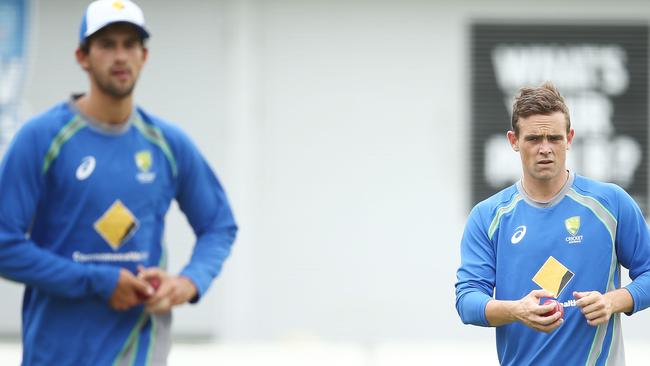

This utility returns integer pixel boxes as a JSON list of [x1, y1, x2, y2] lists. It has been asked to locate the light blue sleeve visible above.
[[613, 186, 650, 314], [172, 130, 238, 302], [0, 120, 120, 301], [455, 205, 496, 326]]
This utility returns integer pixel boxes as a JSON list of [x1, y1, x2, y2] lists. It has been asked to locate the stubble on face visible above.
[[90, 68, 137, 98]]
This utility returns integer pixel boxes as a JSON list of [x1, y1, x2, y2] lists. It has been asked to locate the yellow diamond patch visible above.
[[112, 1, 125, 10], [532, 256, 574, 297], [94, 200, 138, 250]]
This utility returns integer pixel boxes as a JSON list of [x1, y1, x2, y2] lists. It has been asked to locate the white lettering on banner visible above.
[[484, 44, 641, 189], [484, 135, 520, 187], [492, 45, 628, 95]]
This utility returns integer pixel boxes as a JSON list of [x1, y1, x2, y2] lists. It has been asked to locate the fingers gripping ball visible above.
[[137, 277, 161, 301], [543, 299, 564, 318]]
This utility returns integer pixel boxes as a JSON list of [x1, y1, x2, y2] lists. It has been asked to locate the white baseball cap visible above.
[[79, 0, 150, 44]]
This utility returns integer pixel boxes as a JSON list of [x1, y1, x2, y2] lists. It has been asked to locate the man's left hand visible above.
[[574, 291, 613, 326], [137, 267, 198, 314]]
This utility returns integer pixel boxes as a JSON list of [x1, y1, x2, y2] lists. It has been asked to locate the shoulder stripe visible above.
[[566, 188, 617, 243], [42, 116, 86, 174], [133, 117, 178, 177], [488, 194, 522, 240]]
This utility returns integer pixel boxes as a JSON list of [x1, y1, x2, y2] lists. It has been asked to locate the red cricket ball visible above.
[[137, 277, 161, 300], [543, 299, 564, 318], [148, 277, 161, 290]]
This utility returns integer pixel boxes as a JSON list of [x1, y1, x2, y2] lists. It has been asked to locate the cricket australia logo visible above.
[[135, 150, 156, 183], [565, 216, 583, 244]]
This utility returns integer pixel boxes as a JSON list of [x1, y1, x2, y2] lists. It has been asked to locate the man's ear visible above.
[[507, 130, 519, 151], [75, 47, 89, 71], [566, 128, 575, 150]]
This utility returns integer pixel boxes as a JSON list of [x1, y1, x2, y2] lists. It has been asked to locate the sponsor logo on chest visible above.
[[508, 217, 585, 245], [76, 156, 96, 180], [510, 225, 527, 244], [135, 150, 156, 183], [564, 216, 583, 244], [94, 199, 139, 250]]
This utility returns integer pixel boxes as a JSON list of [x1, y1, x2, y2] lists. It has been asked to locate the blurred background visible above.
[[1, 0, 649, 364]]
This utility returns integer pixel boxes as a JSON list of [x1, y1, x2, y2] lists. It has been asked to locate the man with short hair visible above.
[[455, 82, 650, 365], [0, 1, 237, 364]]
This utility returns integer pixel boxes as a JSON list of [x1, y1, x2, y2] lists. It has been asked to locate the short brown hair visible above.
[[511, 81, 570, 136]]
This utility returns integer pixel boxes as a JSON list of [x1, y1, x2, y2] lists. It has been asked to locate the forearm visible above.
[[0, 234, 119, 300], [180, 224, 237, 301], [485, 299, 519, 326], [605, 288, 634, 314], [624, 271, 650, 313]]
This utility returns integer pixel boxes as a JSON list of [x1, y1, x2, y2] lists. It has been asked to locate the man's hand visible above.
[[574, 291, 614, 326], [137, 267, 198, 314], [487, 289, 563, 332], [109, 268, 154, 311], [513, 290, 564, 333]]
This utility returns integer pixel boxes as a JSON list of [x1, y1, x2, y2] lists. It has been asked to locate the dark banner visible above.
[[471, 23, 649, 212], [0, 0, 29, 157]]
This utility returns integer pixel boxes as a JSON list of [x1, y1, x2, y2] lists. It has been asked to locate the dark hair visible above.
[[79, 40, 91, 54], [78, 23, 147, 54], [511, 81, 570, 136]]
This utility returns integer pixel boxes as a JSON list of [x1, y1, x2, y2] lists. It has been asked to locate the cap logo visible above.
[[112, 1, 125, 10]]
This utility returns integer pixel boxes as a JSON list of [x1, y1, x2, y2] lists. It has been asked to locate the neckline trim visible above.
[[516, 171, 575, 208], [67, 94, 136, 135]]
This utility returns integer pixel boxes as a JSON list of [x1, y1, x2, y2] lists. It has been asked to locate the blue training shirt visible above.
[[0, 98, 238, 365], [456, 172, 650, 366]]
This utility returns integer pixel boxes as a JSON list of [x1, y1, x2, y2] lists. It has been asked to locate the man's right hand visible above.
[[486, 289, 564, 333], [512, 290, 564, 333], [109, 268, 154, 311]]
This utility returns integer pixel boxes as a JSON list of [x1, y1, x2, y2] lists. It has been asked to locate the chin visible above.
[[533, 171, 559, 181], [528, 168, 550, 178]]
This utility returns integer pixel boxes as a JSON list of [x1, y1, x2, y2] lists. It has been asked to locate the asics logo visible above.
[[511, 225, 527, 244], [76, 156, 96, 181]]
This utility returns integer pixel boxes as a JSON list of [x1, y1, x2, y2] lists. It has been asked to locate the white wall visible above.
[[224, 0, 468, 341], [0, 0, 648, 344]]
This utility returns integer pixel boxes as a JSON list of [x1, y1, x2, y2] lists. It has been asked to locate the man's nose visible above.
[[539, 139, 552, 154], [114, 45, 128, 62]]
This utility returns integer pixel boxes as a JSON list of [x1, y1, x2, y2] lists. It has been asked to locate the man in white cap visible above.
[[0, 1, 238, 365]]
